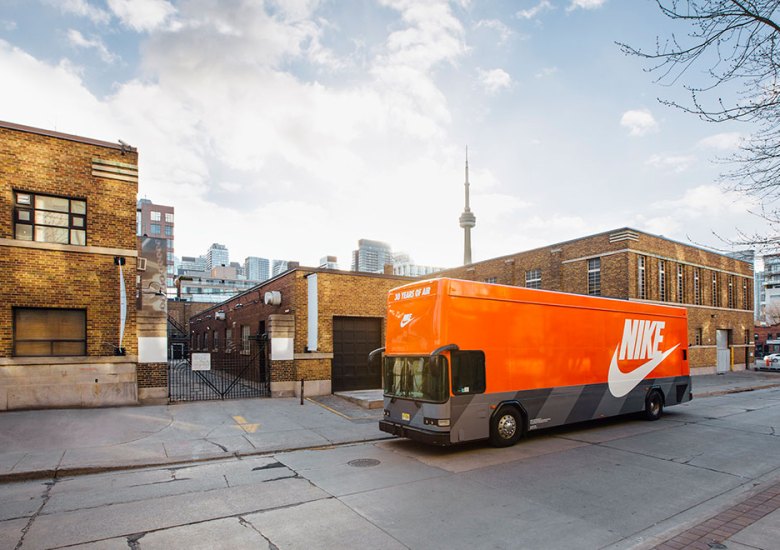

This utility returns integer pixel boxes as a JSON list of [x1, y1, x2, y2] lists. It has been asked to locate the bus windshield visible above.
[[383, 355, 449, 403]]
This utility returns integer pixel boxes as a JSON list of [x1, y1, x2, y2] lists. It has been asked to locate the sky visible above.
[[0, 0, 771, 270]]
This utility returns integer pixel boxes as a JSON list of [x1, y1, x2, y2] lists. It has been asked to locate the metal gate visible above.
[[168, 337, 270, 401]]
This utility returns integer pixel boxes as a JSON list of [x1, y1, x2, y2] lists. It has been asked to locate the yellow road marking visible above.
[[232, 415, 260, 433]]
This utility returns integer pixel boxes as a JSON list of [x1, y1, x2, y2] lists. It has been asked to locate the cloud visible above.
[[535, 66, 558, 78], [620, 109, 658, 137], [51, 0, 111, 24], [474, 19, 513, 45], [650, 184, 757, 219], [477, 68, 512, 94], [0, 1, 478, 267], [697, 132, 743, 151], [517, 1, 553, 20], [107, 0, 176, 32], [0, 20, 16, 31], [67, 29, 118, 64], [645, 154, 696, 173], [567, 0, 607, 11]]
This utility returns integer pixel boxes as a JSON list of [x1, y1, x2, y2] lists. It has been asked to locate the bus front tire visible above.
[[489, 407, 523, 447], [644, 390, 664, 421]]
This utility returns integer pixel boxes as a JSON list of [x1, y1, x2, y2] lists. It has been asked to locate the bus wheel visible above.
[[644, 390, 664, 421], [490, 407, 523, 447]]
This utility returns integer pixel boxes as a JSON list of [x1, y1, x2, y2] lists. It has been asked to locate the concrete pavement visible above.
[[0, 370, 778, 482]]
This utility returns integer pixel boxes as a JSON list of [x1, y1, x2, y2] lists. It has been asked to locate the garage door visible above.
[[332, 316, 383, 391]]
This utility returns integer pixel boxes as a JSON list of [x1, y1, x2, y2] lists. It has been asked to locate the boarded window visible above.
[[14, 308, 86, 356]]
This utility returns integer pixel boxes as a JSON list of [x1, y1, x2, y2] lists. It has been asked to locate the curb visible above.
[[0, 435, 394, 483], [693, 382, 780, 399]]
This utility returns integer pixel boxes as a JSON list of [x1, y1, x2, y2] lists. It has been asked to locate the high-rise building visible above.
[[244, 256, 270, 281], [206, 243, 229, 271], [179, 255, 207, 275], [392, 253, 443, 277], [763, 253, 780, 322], [137, 198, 175, 291], [351, 239, 393, 273], [272, 259, 299, 276], [319, 256, 339, 270]]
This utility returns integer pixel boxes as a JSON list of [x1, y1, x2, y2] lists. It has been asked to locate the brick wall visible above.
[[438, 228, 754, 371], [0, 122, 139, 409], [137, 362, 167, 388]]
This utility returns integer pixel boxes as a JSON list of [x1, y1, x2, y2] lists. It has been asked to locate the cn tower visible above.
[[459, 149, 476, 265]]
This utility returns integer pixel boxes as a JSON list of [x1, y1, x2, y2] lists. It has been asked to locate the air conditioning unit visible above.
[[137, 257, 147, 271], [264, 291, 282, 306], [214, 311, 226, 320]]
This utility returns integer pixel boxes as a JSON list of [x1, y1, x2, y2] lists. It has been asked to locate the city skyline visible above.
[[0, 1, 773, 268]]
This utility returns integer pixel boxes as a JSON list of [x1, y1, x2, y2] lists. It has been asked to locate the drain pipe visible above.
[[300, 378, 304, 405]]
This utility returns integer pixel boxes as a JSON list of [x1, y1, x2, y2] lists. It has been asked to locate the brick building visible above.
[[0, 121, 139, 409], [438, 228, 754, 373], [190, 268, 410, 396], [754, 323, 780, 358]]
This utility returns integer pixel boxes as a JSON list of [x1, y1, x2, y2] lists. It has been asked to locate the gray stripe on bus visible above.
[[535, 384, 585, 427]]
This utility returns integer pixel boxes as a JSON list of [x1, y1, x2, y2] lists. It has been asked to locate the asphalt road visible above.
[[2, 387, 779, 550]]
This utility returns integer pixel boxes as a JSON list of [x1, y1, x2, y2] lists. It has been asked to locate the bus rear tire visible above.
[[644, 390, 664, 421], [489, 406, 523, 447]]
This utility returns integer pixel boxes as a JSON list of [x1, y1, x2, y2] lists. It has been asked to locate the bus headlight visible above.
[[437, 419, 450, 427]]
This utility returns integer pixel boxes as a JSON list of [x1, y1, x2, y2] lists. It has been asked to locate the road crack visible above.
[[238, 516, 280, 550], [14, 478, 56, 550]]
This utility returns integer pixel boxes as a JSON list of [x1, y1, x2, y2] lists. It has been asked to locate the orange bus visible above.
[[377, 278, 691, 446]]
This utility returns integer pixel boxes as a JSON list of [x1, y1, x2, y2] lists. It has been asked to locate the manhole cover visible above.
[[348, 458, 380, 468]]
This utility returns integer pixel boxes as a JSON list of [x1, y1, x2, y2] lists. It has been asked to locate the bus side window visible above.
[[452, 351, 486, 395]]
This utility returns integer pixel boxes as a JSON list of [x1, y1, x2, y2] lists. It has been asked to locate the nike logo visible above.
[[400, 313, 413, 328], [608, 344, 679, 398]]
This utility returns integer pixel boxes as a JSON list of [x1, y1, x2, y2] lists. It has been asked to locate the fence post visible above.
[[300, 378, 304, 405]]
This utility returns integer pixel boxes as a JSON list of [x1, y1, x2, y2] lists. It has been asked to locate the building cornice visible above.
[[0, 238, 137, 257]]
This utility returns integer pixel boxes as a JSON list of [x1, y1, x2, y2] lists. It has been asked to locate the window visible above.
[[213, 330, 219, 351], [745, 329, 750, 345], [743, 278, 749, 310], [451, 351, 486, 395], [728, 276, 735, 309], [485, 277, 497, 284], [165, 212, 174, 223], [167, 251, 174, 262], [677, 264, 684, 303], [712, 272, 719, 307], [694, 267, 701, 305], [658, 260, 667, 302], [167, 239, 174, 249], [150, 211, 161, 221], [14, 191, 86, 245], [13, 308, 86, 356], [241, 325, 251, 354], [637, 256, 646, 299], [383, 356, 448, 402], [587, 258, 601, 296], [150, 223, 161, 235], [164, 225, 173, 237], [526, 269, 542, 289], [694, 327, 703, 346], [225, 328, 233, 352]]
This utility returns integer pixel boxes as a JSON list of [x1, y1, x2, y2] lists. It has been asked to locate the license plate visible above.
[[401, 412, 410, 421]]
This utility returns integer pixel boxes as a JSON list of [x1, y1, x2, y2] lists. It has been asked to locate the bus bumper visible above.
[[379, 420, 451, 446]]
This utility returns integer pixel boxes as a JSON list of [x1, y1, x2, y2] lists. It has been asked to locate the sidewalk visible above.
[[0, 370, 778, 482]]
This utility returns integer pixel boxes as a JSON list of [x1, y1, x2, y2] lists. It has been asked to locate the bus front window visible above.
[[383, 355, 448, 403]]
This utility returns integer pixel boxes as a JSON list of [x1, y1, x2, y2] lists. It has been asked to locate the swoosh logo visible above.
[[400, 313, 413, 328], [608, 344, 680, 398]]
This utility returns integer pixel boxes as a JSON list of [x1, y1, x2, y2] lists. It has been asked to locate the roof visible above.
[[0, 120, 135, 152]]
